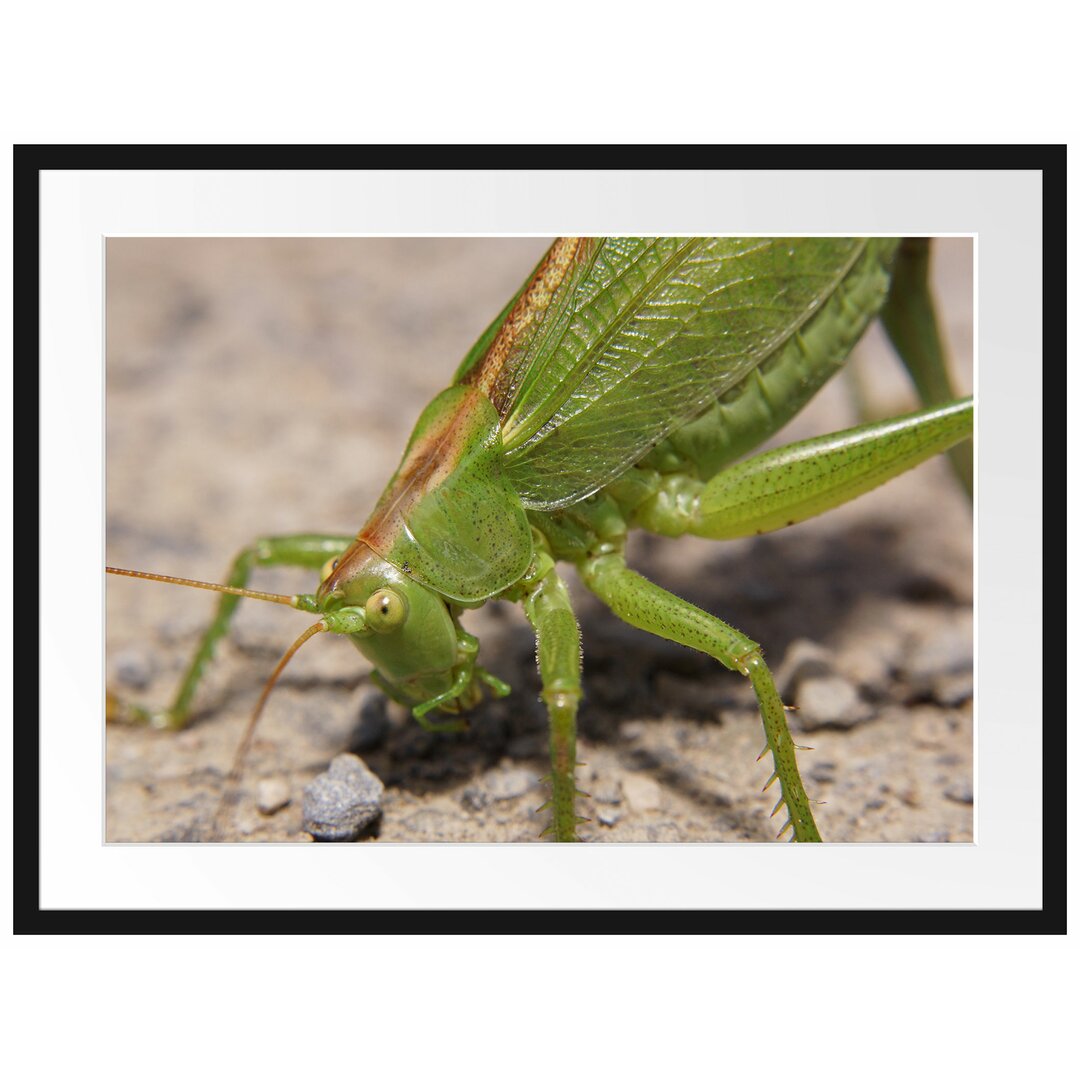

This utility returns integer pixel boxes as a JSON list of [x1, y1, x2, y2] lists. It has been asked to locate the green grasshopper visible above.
[[107, 237, 972, 842]]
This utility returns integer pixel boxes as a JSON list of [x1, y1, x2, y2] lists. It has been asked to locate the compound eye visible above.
[[365, 588, 406, 633]]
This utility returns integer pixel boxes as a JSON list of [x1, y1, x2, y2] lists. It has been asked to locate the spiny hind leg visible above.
[[108, 534, 354, 730], [579, 548, 820, 842]]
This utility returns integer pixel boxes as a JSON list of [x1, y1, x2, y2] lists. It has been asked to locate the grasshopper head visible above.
[[316, 540, 460, 706]]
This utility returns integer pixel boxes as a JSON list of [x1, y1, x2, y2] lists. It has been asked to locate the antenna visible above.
[[212, 620, 329, 839], [106, 566, 301, 607]]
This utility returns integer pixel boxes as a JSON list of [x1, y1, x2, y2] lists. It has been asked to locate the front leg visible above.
[[108, 534, 355, 730], [516, 560, 585, 841], [403, 627, 512, 734], [579, 547, 821, 842]]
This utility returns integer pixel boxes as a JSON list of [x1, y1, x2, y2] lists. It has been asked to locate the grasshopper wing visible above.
[[462, 237, 876, 510]]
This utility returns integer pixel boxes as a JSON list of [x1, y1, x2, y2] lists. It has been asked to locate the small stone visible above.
[[303, 753, 384, 841], [255, 777, 291, 815], [904, 615, 974, 685], [795, 676, 873, 730], [596, 806, 622, 827], [839, 636, 905, 697], [912, 709, 952, 748], [644, 822, 684, 842], [932, 671, 974, 707], [897, 786, 921, 809], [831, 599, 908, 696], [944, 782, 974, 805], [398, 807, 457, 839], [487, 767, 532, 802], [157, 824, 203, 843], [114, 649, 155, 690], [808, 761, 837, 785], [235, 815, 258, 836], [619, 720, 647, 741], [461, 786, 488, 812], [590, 778, 623, 805], [775, 639, 835, 699], [622, 774, 662, 812]]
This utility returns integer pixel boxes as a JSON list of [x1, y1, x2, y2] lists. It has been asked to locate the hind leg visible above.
[[579, 548, 820, 842]]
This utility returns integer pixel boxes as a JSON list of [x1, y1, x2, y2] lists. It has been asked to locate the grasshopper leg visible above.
[[602, 396, 972, 839], [579, 548, 821, 842], [108, 534, 354, 730], [634, 398, 972, 542], [372, 626, 508, 735], [517, 562, 584, 841], [879, 238, 973, 497]]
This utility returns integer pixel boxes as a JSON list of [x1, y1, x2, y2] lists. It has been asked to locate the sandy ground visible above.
[[105, 237, 973, 843]]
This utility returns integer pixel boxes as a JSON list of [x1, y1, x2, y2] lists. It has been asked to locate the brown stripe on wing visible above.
[[464, 237, 587, 418], [358, 385, 488, 555]]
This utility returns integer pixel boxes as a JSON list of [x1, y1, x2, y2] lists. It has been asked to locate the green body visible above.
[[111, 237, 974, 843]]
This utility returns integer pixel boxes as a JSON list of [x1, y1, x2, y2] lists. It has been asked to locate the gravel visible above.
[[302, 754, 385, 841]]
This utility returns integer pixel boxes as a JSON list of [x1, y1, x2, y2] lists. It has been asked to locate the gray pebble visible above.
[[398, 807, 465, 840], [461, 786, 489, 812], [932, 671, 974, 707], [256, 777, 291, 815], [795, 676, 873, 730], [596, 806, 622, 827], [114, 649, 155, 690], [590, 778, 623, 805], [303, 753, 385, 841], [644, 822, 684, 842], [487, 767, 532, 802], [837, 633, 905, 697], [904, 616, 974, 685], [808, 760, 837, 785], [775, 639, 835, 699], [912, 708, 954, 747]]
